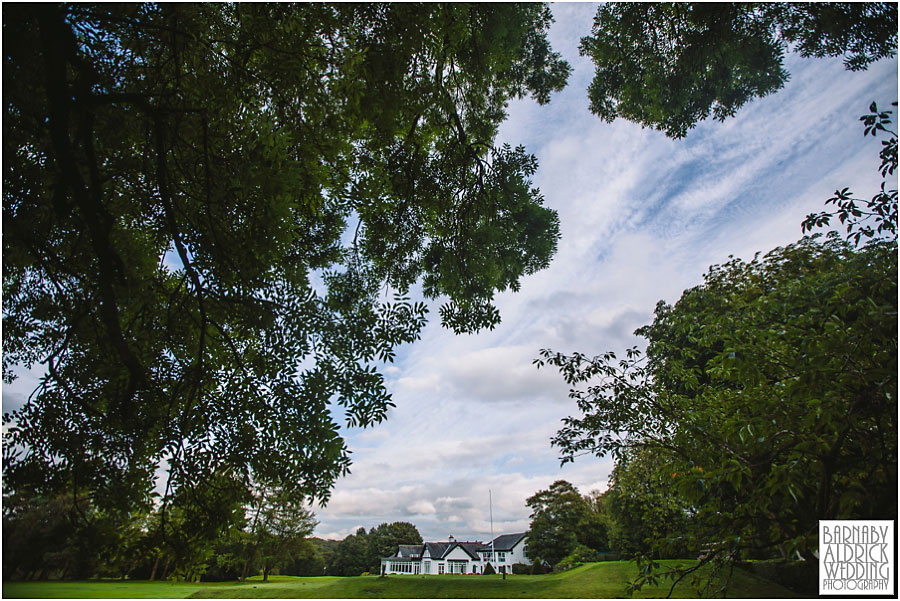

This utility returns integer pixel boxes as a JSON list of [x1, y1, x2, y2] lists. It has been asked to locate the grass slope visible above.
[[3, 562, 800, 599]]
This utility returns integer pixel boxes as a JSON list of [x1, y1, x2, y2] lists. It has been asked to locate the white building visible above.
[[381, 533, 530, 575]]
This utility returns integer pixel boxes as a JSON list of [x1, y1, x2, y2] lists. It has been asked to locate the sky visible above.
[[310, 3, 898, 542], [1, 3, 896, 546]]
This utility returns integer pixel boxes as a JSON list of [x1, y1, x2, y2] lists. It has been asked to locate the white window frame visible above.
[[448, 560, 467, 574]]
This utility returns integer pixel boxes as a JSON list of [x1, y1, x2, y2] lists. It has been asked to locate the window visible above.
[[389, 561, 416, 573], [438, 563, 445, 574], [448, 560, 467, 574], [498, 552, 506, 562]]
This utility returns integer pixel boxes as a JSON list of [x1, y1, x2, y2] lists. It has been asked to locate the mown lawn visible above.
[[2, 576, 340, 599], [4, 561, 800, 599]]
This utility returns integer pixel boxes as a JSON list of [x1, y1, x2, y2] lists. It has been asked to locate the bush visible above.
[[511, 563, 531, 575], [530, 560, 549, 575], [360, 571, 370, 577], [483, 562, 496, 575], [553, 544, 601, 573]]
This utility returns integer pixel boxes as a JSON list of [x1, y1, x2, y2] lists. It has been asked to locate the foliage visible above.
[[241, 484, 317, 581], [365, 522, 423, 572], [482, 562, 496, 575], [2, 491, 150, 581], [573, 493, 609, 553], [524, 480, 607, 567], [552, 545, 601, 573], [204, 534, 249, 582], [600, 449, 692, 560], [538, 231, 897, 592], [803, 102, 898, 244], [154, 472, 249, 582], [580, 3, 898, 137], [2, 2, 568, 521], [283, 541, 326, 577], [510, 562, 531, 575], [309, 538, 341, 576], [330, 528, 371, 577], [530, 559, 549, 575]]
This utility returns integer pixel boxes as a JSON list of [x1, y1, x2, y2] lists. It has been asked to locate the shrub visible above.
[[360, 571, 370, 577], [553, 545, 601, 573], [511, 563, 531, 575], [530, 560, 549, 575], [483, 562, 496, 575]]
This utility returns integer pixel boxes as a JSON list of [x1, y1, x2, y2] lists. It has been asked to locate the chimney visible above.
[[448, 535, 455, 542]]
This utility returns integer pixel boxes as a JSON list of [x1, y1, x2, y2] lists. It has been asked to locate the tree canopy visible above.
[[366, 521, 423, 572], [599, 447, 692, 561], [2, 2, 569, 519], [580, 2, 898, 137], [524, 480, 607, 567], [330, 527, 371, 577], [538, 228, 896, 587]]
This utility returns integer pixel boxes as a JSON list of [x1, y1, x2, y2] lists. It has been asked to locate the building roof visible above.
[[479, 532, 526, 552], [424, 542, 451, 558], [384, 534, 525, 561], [424, 541, 483, 560], [397, 544, 424, 558], [381, 544, 425, 560], [454, 542, 483, 560]]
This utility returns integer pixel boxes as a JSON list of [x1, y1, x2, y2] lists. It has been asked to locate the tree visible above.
[[574, 495, 608, 554], [242, 484, 317, 581], [284, 540, 326, 577], [365, 521, 423, 572], [2, 3, 569, 521], [310, 538, 341, 576], [580, 3, 897, 137], [331, 528, 371, 577], [524, 480, 603, 567], [2, 490, 150, 581], [601, 448, 692, 560], [537, 230, 897, 593]]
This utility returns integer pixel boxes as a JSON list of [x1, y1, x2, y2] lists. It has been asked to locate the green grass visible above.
[[3, 562, 800, 599], [2, 576, 339, 599]]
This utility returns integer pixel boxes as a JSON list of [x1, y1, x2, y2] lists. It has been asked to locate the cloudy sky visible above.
[[312, 3, 898, 541]]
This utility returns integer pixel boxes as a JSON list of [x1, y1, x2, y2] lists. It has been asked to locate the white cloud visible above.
[[407, 500, 436, 515]]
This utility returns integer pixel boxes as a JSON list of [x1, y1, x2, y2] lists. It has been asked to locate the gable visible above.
[[443, 545, 476, 561]]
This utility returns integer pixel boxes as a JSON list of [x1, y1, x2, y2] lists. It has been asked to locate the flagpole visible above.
[[490, 489, 495, 570]]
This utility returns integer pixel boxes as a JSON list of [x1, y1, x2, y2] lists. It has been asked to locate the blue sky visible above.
[[312, 3, 898, 541], [2, 3, 896, 545]]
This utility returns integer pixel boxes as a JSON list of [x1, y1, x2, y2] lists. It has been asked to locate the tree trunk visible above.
[[149, 554, 160, 581], [263, 565, 270, 582], [160, 556, 171, 580]]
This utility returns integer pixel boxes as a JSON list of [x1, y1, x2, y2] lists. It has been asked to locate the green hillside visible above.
[[4, 561, 799, 599]]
